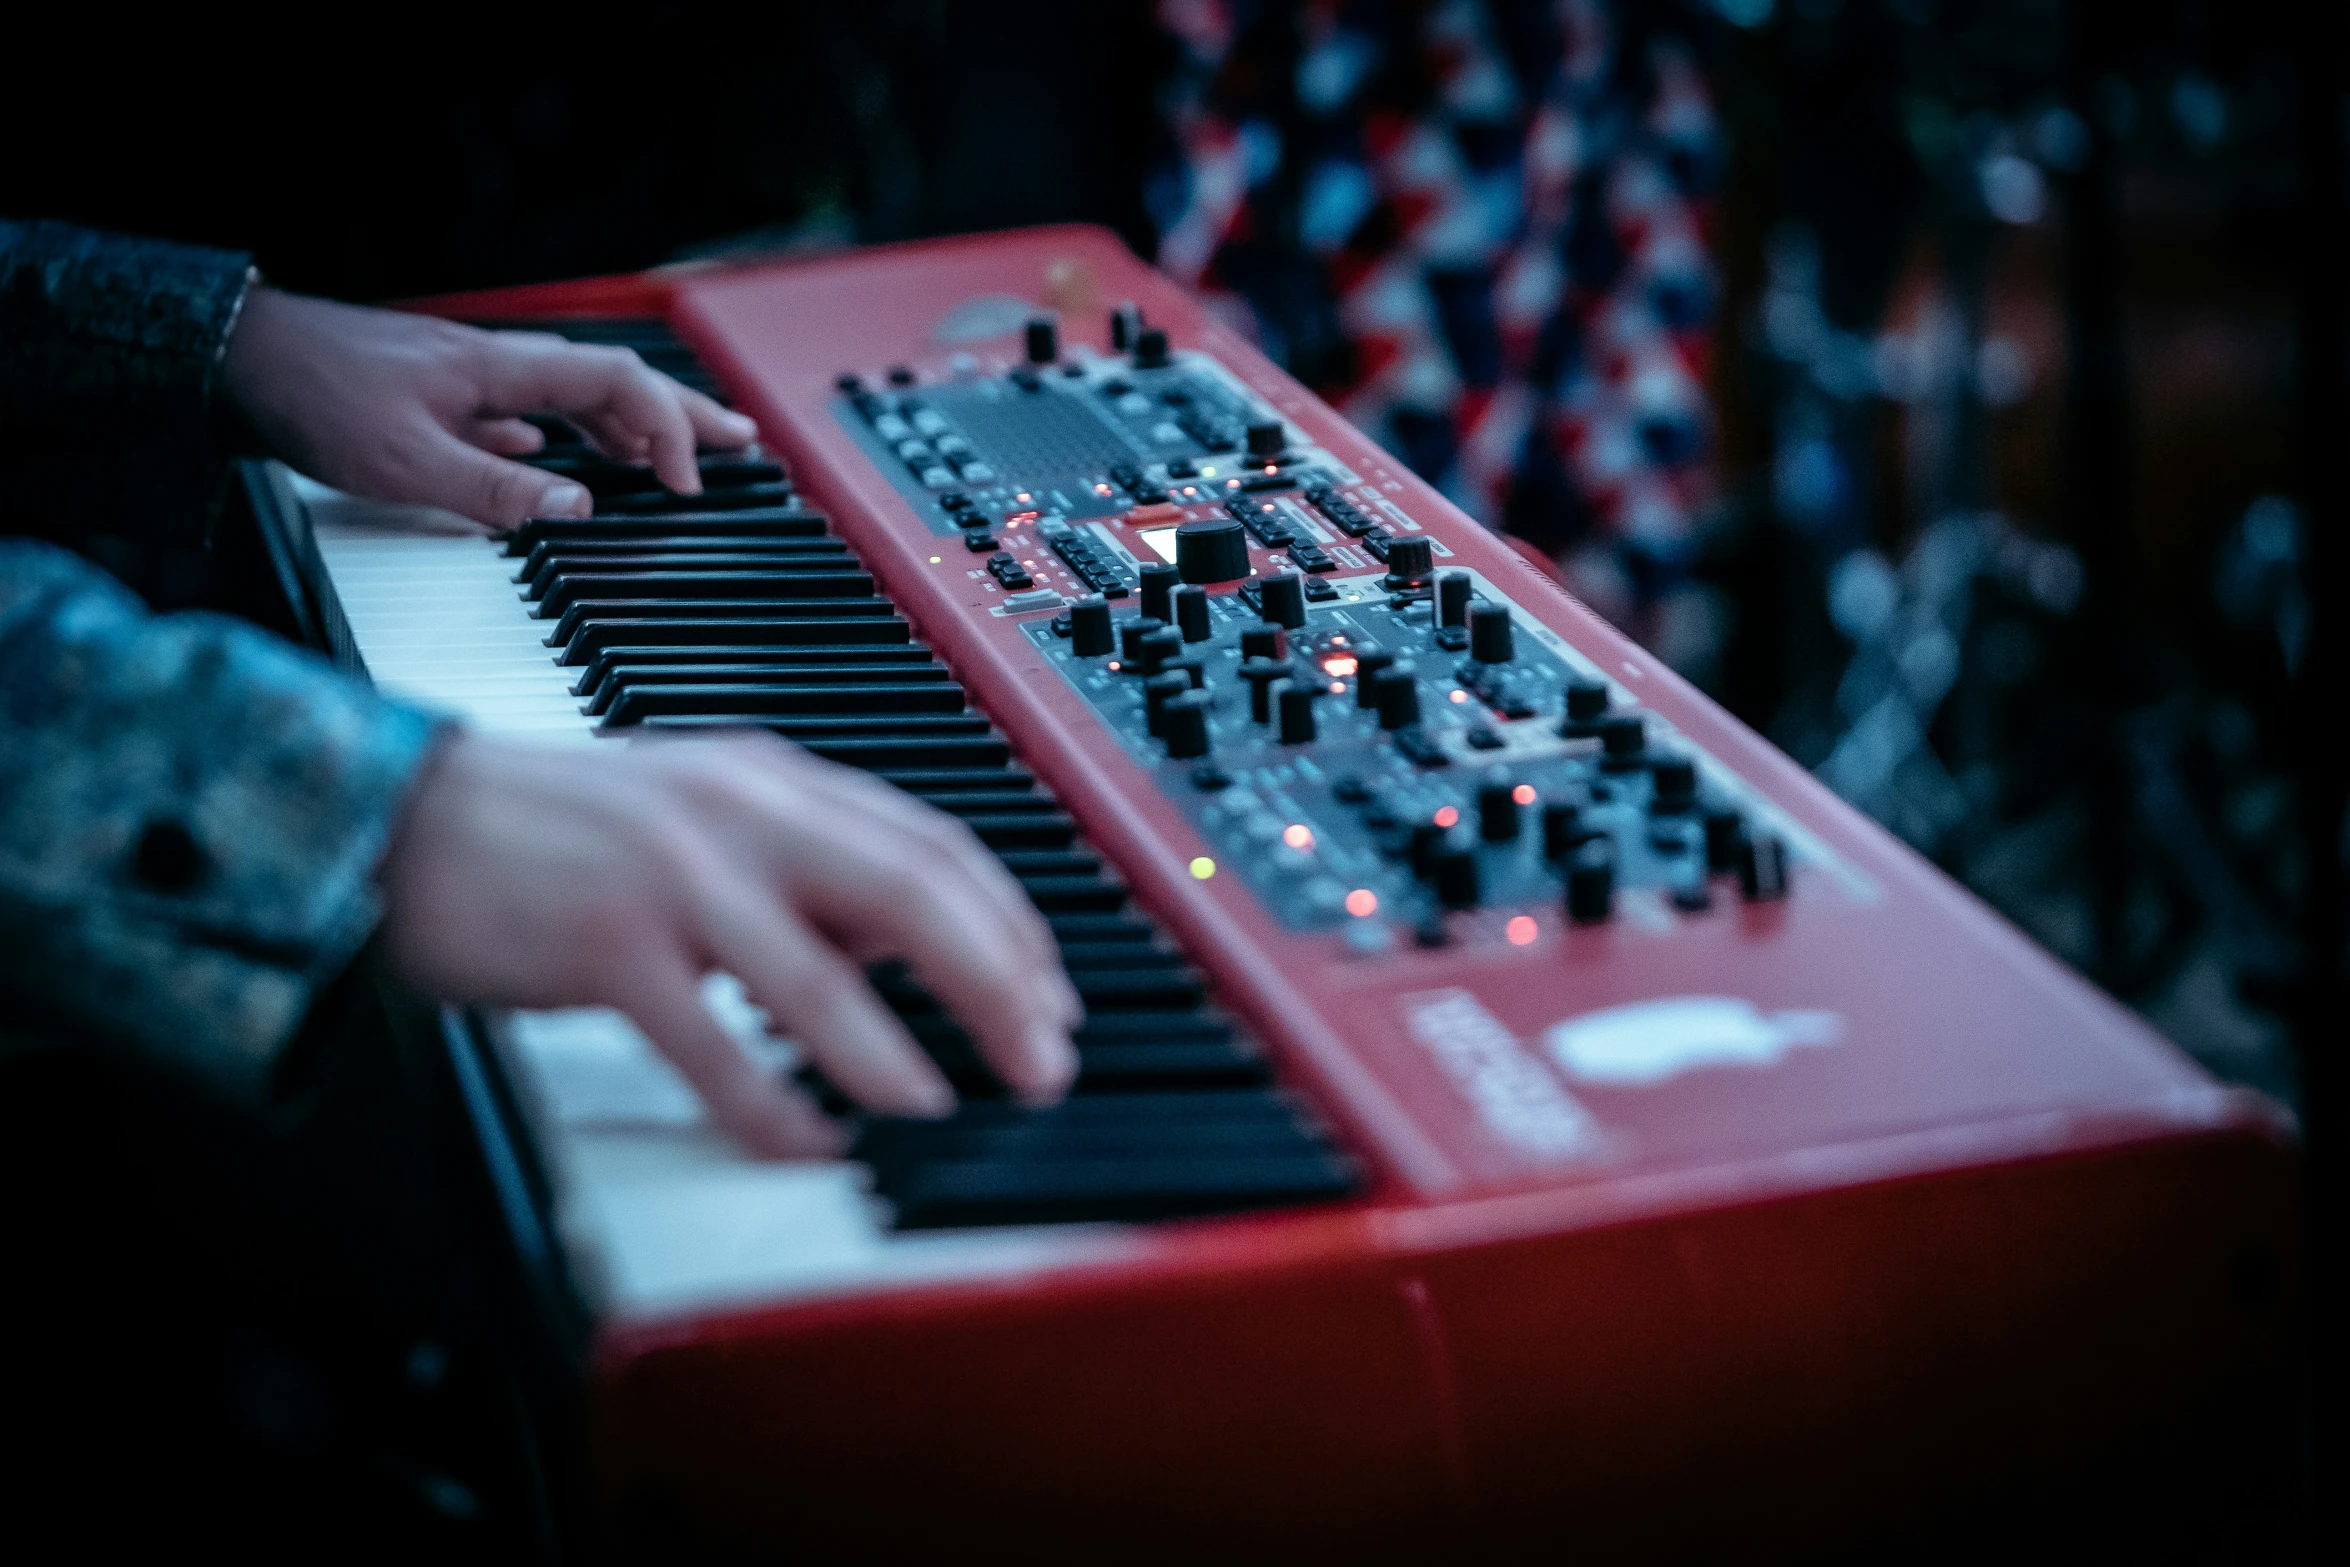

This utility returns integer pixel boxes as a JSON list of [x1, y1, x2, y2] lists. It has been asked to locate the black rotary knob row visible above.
[[1436, 570, 1472, 628], [1385, 535, 1434, 586], [1176, 518, 1251, 585]]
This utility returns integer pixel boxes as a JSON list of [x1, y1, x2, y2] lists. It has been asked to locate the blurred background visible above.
[[4, 0, 2335, 1187]]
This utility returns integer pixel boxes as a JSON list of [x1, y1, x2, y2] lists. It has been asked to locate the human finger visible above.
[[478, 340, 703, 496], [466, 415, 549, 458], [381, 425, 590, 527], [693, 877, 959, 1118], [782, 828, 1078, 1106], [681, 387, 759, 450], [610, 953, 848, 1159]]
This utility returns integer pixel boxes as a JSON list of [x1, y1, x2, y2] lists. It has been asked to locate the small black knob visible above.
[[1110, 302, 1143, 351], [1739, 833, 1789, 902], [1143, 672, 1188, 736], [1649, 753, 1698, 812], [1385, 535, 1434, 586], [1259, 571, 1307, 629], [1376, 665, 1421, 730], [1566, 841, 1616, 924], [1025, 317, 1058, 364], [1240, 658, 1292, 722], [1436, 571, 1472, 628], [887, 364, 915, 386], [1136, 627, 1183, 676], [1433, 845, 1481, 909], [1598, 713, 1646, 763], [1541, 800, 1584, 859], [1176, 518, 1251, 585], [1163, 655, 1206, 691], [1354, 645, 1395, 709], [1564, 679, 1610, 724], [1478, 780, 1521, 842], [1410, 822, 1451, 878], [1069, 595, 1114, 657], [1277, 681, 1318, 744], [1133, 328, 1171, 369], [1138, 562, 1179, 622], [1119, 616, 1166, 665], [1468, 603, 1515, 664], [1163, 690, 1211, 759], [1245, 420, 1286, 457], [1703, 809, 1744, 871], [1172, 584, 1212, 642], [1241, 624, 1286, 661]]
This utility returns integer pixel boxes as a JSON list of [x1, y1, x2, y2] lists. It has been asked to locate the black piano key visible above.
[[521, 541, 851, 592], [991, 849, 1104, 881], [547, 598, 895, 649], [502, 507, 827, 556], [601, 682, 966, 726], [952, 812, 1078, 849], [597, 480, 797, 514], [641, 718, 1012, 772], [1045, 914, 1160, 945], [536, 570, 875, 618], [558, 618, 913, 665], [903, 1031, 1268, 1096], [582, 660, 952, 715], [876, 1154, 1359, 1228], [571, 642, 935, 695], [869, 770, 1038, 796]]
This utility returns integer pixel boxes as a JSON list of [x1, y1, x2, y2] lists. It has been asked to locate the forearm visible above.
[[0, 540, 447, 1102], [0, 217, 255, 555]]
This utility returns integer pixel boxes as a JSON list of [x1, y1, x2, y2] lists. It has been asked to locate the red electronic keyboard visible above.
[[289, 226, 2297, 1557]]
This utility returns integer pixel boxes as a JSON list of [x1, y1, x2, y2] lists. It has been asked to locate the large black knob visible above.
[[1739, 833, 1789, 902], [1025, 316, 1058, 364], [1068, 595, 1114, 657], [1246, 420, 1286, 457], [1277, 681, 1318, 744], [1143, 672, 1188, 736], [1133, 328, 1171, 369], [1176, 518, 1251, 585], [1119, 615, 1166, 666], [1436, 571, 1472, 628], [1376, 664, 1421, 730], [1240, 658, 1291, 723], [1566, 840, 1616, 923], [1385, 535, 1434, 587], [1172, 584, 1211, 642], [1110, 302, 1143, 350], [1136, 627, 1184, 676], [1564, 679, 1610, 725], [1354, 645, 1395, 709], [1478, 780, 1521, 842], [1468, 603, 1515, 664], [1241, 624, 1286, 661], [1139, 562, 1179, 622], [1162, 690, 1211, 759], [1259, 571, 1307, 629], [1432, 845, 1481, 909]]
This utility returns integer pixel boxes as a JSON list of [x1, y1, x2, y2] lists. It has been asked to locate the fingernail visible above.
[[1020, 1024, 1080, 1105], [907, 1075, 956, 1119], [540, 482, 590, 518]]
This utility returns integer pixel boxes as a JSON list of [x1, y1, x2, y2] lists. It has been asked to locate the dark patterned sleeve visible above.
[[0, 539, 449, 1103], [0, 218, 256, 586]]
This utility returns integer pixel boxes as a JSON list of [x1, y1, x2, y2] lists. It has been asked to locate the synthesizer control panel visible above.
[[836, 345, 1852, 949]]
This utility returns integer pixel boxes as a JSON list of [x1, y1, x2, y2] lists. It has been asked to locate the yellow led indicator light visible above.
[[929, 556, 942, 564], [1189, 857, 1217, 880]]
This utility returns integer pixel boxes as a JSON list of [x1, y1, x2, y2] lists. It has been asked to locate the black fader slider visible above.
[[1598, 713, 1646, 769], [1432, 844, 1481, 910], [1119, 615, 1167, 665], [1110, 302, 1143, 350], [1562, 678, 1611, 730], [1354, 644, 1396, 708], [1277, 681, 1318, 744], [1245, 420, 1286, 458], [1162, 690, 1212, 759], [1139, 562, 1179, 623], [1436, 570, 1472, 628], [1240, 624, 1287, 662], [1143, 672, 1189, 737], [1135, 626, 1184, 676], [1478, 779, 1521, 842], [1259, 571, 1307, 629], [1025, 316, 1058, 364], [1541, 800, 1584, 859], [1649, 752, 1699, 814], [1133, 328, 1171, 369], [1068, 595, 1114, 657], [1468, 602, 1515, 664]]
